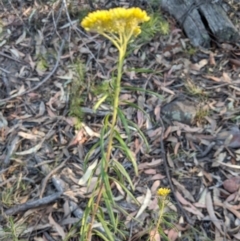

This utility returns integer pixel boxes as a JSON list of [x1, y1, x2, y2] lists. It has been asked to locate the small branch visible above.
[[39, 157, 69, 198], [0, 39, 65, 104], [5, 192, 62, 216]]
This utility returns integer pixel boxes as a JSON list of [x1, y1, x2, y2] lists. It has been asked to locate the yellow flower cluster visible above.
[[157, 188, 171, 197], [81, 7, 150, 37]]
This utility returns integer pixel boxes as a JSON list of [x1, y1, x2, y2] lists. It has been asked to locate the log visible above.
[[160, 0, 240, 47]]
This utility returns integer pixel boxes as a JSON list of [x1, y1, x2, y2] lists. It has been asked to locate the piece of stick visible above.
[[0, 39, 65, 104], [5, 192, 62, 216], [39, 158, 69, 198]]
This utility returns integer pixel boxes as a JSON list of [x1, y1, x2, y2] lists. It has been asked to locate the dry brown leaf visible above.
[[168, 228, 179, 241], [173, 122, 202, 132], [144, 169, 157, 175], [149, 228, 161, 241], [154, 105, 161, 121], [222, 72, 231, 83], [135, 188, 151, 219], [176, 191, 204, 218], [82, 122, 100, 138], [209, 52, 216, 66], [48, 213, 66, 239], [147, 127, 163, 138], [148, 197, 158, 210], [18, 131, 39, 141], [138, 159, 162, 170], [172, 178, 195, 202], [15, 141, 43, 155], [150, 174, 166, 180], [173, 142, 180, 156], [160, 86, 175, 95], [68, 128, 85, 147], [229, 58, 240, 67], [16, 30, 26, 45], [151, 180, 160, 194], [206, 191, 224, 236], [190, 59, 208, 71], [233, 232, 240, 240], [203, 75, 221, 82]]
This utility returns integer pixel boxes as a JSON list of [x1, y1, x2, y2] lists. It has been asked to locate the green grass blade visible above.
[[80, 195, 94, 241], [102, 191, 116, 232], [126, 119, 150, 153], [122, 85, 164, 100], [93, 229, 114, 241], [114, 131, 138, 176], [112, 159, 134, 190], [122, 101, 147, 116], [93, 94, 109, 111], [96, 209, 115, 241], [117, 108, 130, 141], [126, 67, 161, 74], [110, 177, 140, 206], [83, 141, 101, 170]]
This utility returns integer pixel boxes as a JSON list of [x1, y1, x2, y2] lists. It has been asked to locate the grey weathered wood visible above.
[[160, 0, 210, 47], [198, 1, 239, 42], [160, 0, 240, 47]]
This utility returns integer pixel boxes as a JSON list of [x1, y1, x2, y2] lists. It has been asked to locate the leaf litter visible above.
[[0, 0, 240, 240]]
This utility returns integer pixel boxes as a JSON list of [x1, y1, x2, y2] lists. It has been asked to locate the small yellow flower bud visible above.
[[157, 188, 171, 197]]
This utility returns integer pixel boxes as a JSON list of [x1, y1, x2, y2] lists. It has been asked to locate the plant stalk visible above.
[[86, 45, 126, 241]]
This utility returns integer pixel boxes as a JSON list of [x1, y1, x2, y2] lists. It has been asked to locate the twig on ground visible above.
[[159, 117, 193, 225], [196, 141, 216, 158], [5, 192, 62, 216], [0, 66, 10, 73], [1, 72, 11, 96], [0, 39, 65, 104], [0, 52, 27, 64], [43, 232, 56, 241], [39, 157, 69, 198]]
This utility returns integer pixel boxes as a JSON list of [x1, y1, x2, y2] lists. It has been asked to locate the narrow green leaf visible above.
[[103, 191, 116, 231], [122, 85, 164, 100], [122, 101, 148, 117], [96, 209, 115, 241], [93, 94, 109, 111], [112, 159, 134, 190], [126, 67, 159, 74], [83, 141, 101, 170], [127, 120, 150, 152], [114, 131, 138, 176], [94, 229, 113, 241], [110, 177, 140, 206], [117, 108, 130, 141], [80, 196, 94, 241]]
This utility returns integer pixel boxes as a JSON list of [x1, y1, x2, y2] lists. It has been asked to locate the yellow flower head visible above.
[[157, 188, 171, 197], [81, 7, 150, 37]]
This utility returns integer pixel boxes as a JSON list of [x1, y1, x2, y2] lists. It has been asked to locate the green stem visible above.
[[86, 42, 127, 241], [152, 197, 165, 240], [105, 49, 125, 161]]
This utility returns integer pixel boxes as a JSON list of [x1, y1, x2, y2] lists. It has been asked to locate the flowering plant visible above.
[[150, 188, 171, 241], [80, 7, 150, 241]]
